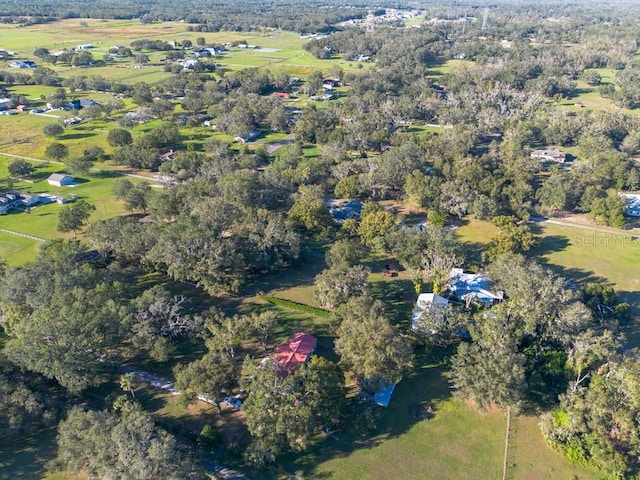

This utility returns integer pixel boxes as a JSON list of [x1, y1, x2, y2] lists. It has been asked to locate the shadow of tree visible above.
[[0, 428, 58, 480], [530, 234, 570, 257]]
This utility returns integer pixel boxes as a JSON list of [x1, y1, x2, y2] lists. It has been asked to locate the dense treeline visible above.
[[0, 0, 368, 32]]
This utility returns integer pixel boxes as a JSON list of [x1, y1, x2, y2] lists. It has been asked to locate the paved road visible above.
[[262, 133, 295, 154]]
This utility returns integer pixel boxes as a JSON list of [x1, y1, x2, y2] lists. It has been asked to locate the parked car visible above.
[[222, 397, 242, 409], [29, 108, 45, 114]]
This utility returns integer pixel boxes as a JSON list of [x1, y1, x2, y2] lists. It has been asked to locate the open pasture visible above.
[[0, 19, 371, 88], [0, 156, 138, 242]]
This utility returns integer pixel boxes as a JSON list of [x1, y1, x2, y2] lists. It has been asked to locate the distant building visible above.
[[193, 47, 219, 57], [47, 173, 74, 187], [159, 149, 176, 162], [63, 99, 99, 110], [531, 149, 567, 163], [327, 198, 363, 223], [76, 44, 94, 50], [234, 129, 260, 143], [8, 60, 36, 69], [0, 191, 41, 214]]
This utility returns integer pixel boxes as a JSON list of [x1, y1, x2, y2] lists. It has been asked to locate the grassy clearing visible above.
[[0, 232, 42, 266], [457, 217, 640, 347], [288, 363, 505, 480], [0, 158, 139, 241], [427, 59, 468, 79], [510, 415, 599, 480], [456, 218, 640, 308]]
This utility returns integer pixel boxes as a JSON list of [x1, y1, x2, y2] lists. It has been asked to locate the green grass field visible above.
[[0, 155, 142, 264], [288, 365, 505, 480], [284, 362, 598, 480], [0, 19, 371, 90], [0, 232, 42, 266]]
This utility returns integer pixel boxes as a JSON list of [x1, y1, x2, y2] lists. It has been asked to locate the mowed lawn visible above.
[[0, 157, 137, 252], [458, 218, 640, 348], [287, 364, 599, 480], [289, 364, 505, 480], [0, 232, 42, 266], [510, 415, 599, 480], [456, 218, 640, 310]]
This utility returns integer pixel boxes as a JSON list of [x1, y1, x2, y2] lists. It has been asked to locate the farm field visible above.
[[0, 19, 372, 87]]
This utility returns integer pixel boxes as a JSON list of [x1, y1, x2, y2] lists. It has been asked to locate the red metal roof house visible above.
[[274, 332, 317, 374]]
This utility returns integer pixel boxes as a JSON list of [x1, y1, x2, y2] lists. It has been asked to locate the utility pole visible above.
[[481, 8, 489, 32]]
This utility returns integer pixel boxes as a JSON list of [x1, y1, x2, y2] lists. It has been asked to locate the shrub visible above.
[[259, 295, 330, 318]]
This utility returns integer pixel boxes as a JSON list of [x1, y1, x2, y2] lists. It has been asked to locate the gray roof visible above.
[[48, 173, 72, 182]]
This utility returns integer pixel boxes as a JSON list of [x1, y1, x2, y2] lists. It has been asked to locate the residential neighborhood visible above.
[[0, 2, 639, 480]]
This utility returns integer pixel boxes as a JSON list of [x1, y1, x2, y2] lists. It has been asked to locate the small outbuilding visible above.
[[233, 129, 261, 144], [47, 173, 74, 187]]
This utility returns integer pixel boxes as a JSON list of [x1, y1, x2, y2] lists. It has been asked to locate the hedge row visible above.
[[259, 295, 330, 318]]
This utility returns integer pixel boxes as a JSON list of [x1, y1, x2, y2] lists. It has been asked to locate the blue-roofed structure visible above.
[[373, 382, 396, 407], [447, 268, 503, 308], [361, 381, 397, 407]]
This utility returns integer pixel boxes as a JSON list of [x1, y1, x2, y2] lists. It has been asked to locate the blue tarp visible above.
[[373, 382, 396, 407]]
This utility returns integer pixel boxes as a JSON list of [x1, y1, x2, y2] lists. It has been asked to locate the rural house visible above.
[[623, 193, 640, 217], [0, 191, 41, 214], [447, 268, 503, 308], [327, 198, 363, 223], [273, 332, 317, 375], [530, 149, 567, 163], [234, 129, 261, 144], [8, 60, 36, 69]]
